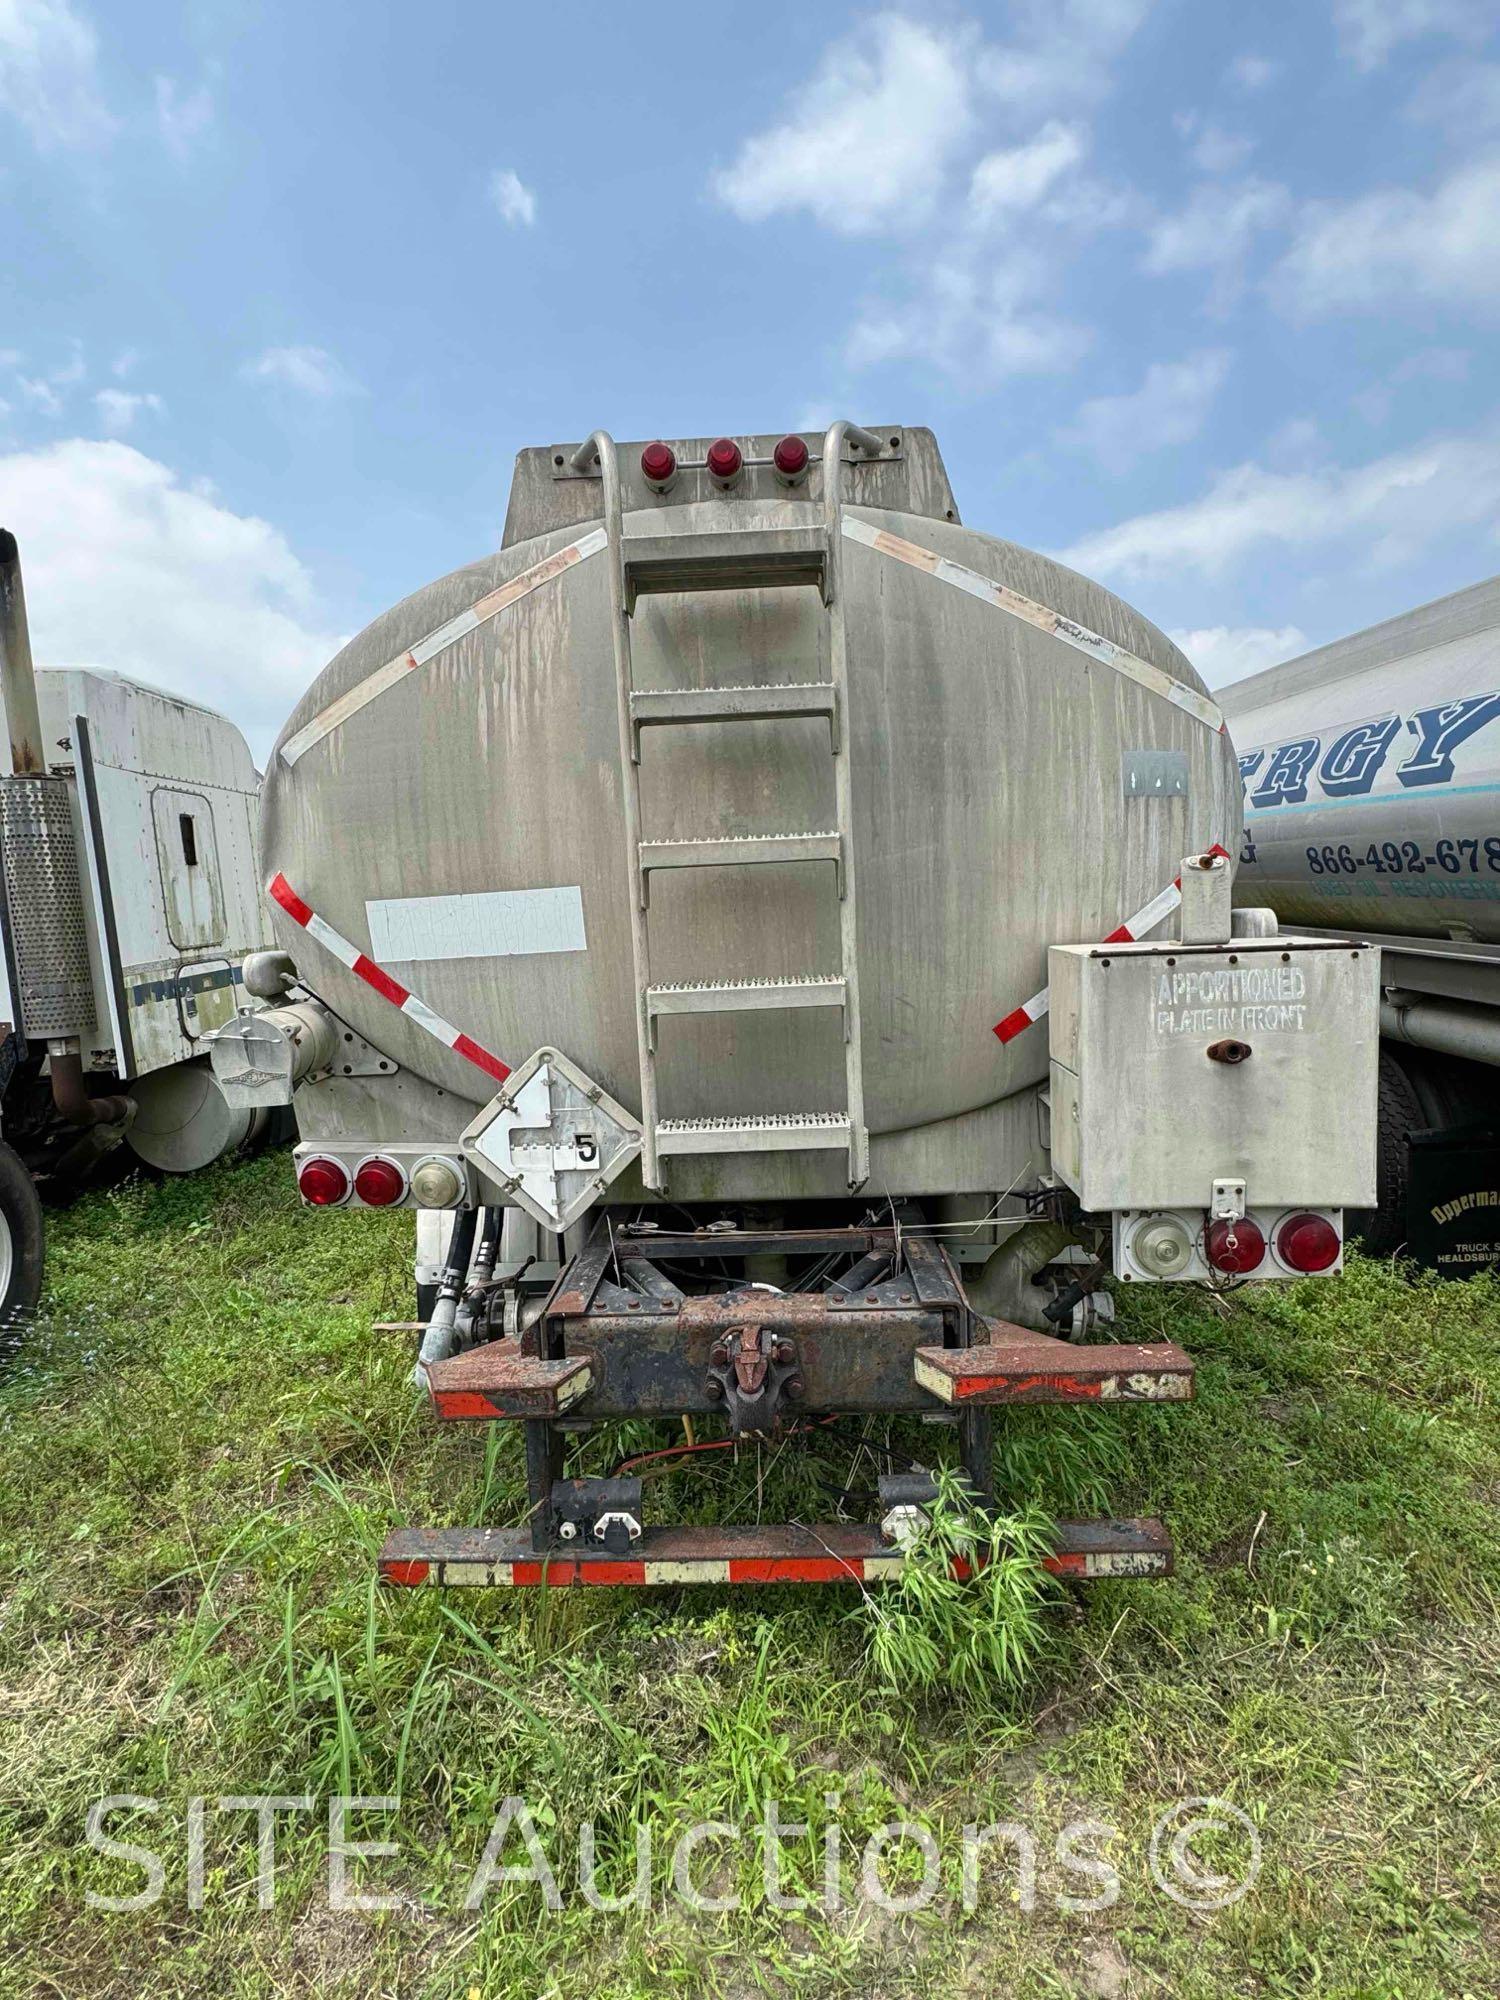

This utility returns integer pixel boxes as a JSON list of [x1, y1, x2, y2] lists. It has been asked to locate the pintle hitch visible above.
[[706, 1323, 801, 1435]]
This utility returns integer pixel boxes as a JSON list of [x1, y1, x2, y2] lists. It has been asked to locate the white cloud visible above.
[[242, 345, 361, 398], [0, 0, 113, 149], [1352, 346, 1470, 424], [1056, 426, 1500, 583], [1273, 153, 1500, 316], [1332, 0, 1492, 70], [977, 0, 1153, 108], [1168, 624, 1308, 688], [845, 248, 1092, 382], [1143, 176, 1290, 311], [0, 439, 339, 756], [711, 15, 976, 234], [93, 387, 162, 433], [1059, 349, 1231, 471], [17, 375, 62, 415], [1407, 58, 1500, 134], [968, 120, 1085, 219], [1228, 53, 1278, 91], [1173, 111, 1254, 174], [154, 74, 212, 159], [487, 167, 536, 228]]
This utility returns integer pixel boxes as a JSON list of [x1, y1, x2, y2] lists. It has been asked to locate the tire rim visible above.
[[0, 1205, 13, 1308]]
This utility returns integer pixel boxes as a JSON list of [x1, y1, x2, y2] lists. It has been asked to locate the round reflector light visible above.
[[1131, 1214, 1194, 1278], [1205, 1216, 1266, 1275], [298, 1156, 349, 1207], [354, 1157, 406, 1208], [410, 1157, 463, 1208], [1277, 1211, 1341, 1274], [773, 434, 809, 479], [706, 436, 742, 483], [640, 440, 676, 489]]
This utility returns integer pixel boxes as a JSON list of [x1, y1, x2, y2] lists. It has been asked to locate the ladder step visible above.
[[656, 1114, 851, 1156], [914, 1326, 1194, 1407], [623, 527, 828, 609], [425, 1341, 594, 1420], [639, 832, 840, 875], [629, 682, 838, 756], [648, 976, 847, 1019]]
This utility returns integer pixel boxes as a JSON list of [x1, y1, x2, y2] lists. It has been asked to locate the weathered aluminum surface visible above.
[[1049, 935, 1380, 1210], [378, 1517, 1174, 1587], [1219, 575, 1500, 943], [262, 428, 1240, 1199], [0, 775, 93, 1035]]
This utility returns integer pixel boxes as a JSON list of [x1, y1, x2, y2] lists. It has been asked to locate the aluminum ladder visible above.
[[573, 423, 881, 1192]]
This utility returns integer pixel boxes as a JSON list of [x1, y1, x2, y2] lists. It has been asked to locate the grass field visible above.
[[2, 1151, 1497, 1998]]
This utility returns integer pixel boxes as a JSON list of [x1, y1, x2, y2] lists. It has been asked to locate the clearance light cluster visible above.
[[1117, 1208, 1344, 1284], [638, 436, 812, 494], [296, 1151, 467, 1211]]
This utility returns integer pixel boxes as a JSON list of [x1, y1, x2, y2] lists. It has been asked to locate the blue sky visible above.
[[2, 0, 1498, 757]]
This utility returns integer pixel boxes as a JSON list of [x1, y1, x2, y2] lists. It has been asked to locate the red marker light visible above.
[[1205, 1216, 1266, 1274], [298, 1156, 349, 1207], [773, 434, 809, 482], [1276, 1211, 1341, 1274], [354, 1157, 406, 1208], [706, 437, 743, 484], [640, 441, 677, 491]]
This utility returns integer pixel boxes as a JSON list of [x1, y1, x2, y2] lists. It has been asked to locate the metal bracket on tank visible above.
[[319, 1025, 399, 1081]]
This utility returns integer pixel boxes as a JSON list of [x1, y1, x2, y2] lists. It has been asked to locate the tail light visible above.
[[1129, 1214, 1195, 1278], [706, 437, 743, 486], [773, 434, 809, 485], [1205, 1216, 1266, 1274], [354, 1156, 406, 1207], [640, 441, 677, 493], [298, 1156, 349, 1206], [409, 1157, 464, 1208], [1276, 1211, 1341, 1273]]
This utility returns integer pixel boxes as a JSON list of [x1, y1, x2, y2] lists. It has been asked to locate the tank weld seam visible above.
[[278, 526, 610, 768], [992, 843, 1231, 1045], [265, 872, 511, 1084], [840, 516, 1225, 735]]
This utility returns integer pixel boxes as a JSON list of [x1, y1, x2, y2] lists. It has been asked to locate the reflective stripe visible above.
[[267, 872, 511, 1084], [842, 516, 1225, 733], [279, 526, 609, 766], [993, 844, 1230, 1044]]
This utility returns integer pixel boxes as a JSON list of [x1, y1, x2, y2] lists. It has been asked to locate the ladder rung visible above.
[[639, 832, 840, 875], [656, 1114, 851, 1156], [623, 527, 828, 609], [648, 976, 847, 1019], [629, 682, 838, 756]]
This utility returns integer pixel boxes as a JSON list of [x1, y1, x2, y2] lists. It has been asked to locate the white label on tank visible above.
[[365, 887, 587, 963]]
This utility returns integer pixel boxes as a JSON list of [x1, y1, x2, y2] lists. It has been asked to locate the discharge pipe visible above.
[[47, 1041, 130, 1128], [0, 530, 45, 776]]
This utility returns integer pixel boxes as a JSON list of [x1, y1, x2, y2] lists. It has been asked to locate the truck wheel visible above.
[[0, 1138, 45, 1353], [1350, 1050, 1425, 1257]]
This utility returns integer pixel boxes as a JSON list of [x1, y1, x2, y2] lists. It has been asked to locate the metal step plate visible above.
[[915, 1328, 1194, 1405], [655, 1113, 852, 1155], [425, 1340, 594, 1419]]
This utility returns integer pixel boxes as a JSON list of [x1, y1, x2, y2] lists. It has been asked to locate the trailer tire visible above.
[[1349, 1050, 1426, 1257], [0, 1138, 44, 1352]]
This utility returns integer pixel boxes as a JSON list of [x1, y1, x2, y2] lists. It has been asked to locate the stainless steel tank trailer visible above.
[[218, 422, 1380, 1591], [0, 531, 273, 1331]]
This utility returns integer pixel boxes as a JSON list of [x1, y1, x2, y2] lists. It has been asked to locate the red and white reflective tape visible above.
[[379, 1547, 1164, 1587], [267, 873, 510, 1084], [279, 525, 609, 767], [993, 843, 1231, 1045]]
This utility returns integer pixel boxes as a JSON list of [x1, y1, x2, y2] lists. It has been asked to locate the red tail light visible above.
[[298, 1156, 349, 1206], [706, 437, 742, 485], [354, 1157, 406, 1207], [773, 434, 809, 483], [640, 441, 677, 492], [1205, 1216, 1266, 1274], [1276, 1211, 1341, 1273]]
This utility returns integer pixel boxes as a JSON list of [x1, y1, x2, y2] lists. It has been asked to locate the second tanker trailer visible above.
[[214, 422, 1378, 1588]]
